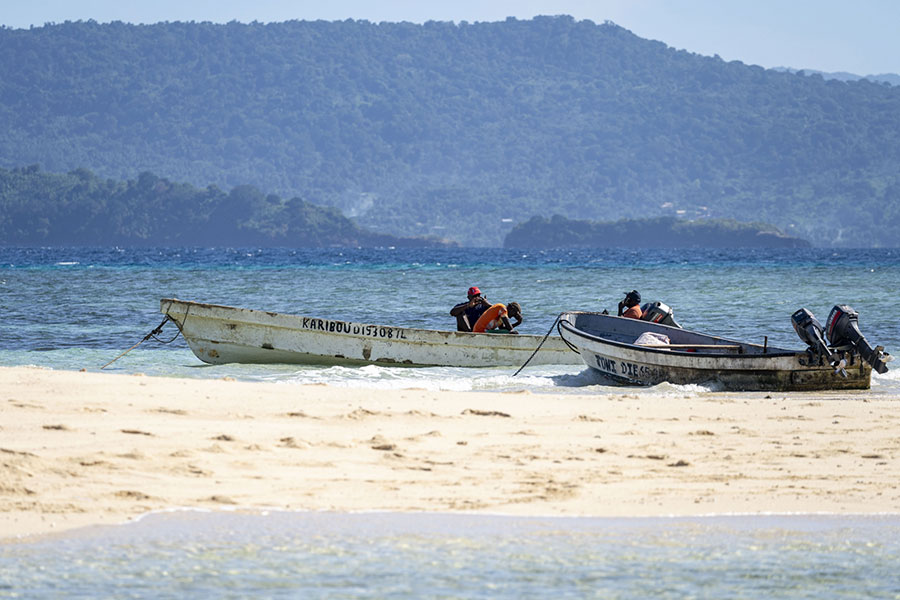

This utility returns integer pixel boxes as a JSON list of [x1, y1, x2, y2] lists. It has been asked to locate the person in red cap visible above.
[[450, 286, 492, 331]]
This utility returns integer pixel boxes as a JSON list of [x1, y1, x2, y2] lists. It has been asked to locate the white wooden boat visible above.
[[558, 311, 873, 391], [161, 298, 583, 367]]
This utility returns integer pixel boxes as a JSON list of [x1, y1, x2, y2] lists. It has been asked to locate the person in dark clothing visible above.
[[618, 290, 643, 319], [506, 302, 523, 330], [450, 286, 491, 332]]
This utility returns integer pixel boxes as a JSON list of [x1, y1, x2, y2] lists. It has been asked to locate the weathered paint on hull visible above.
[[559, 311, 871, 391], [576, 347, 870, 391], [161, 299, 583, 368]]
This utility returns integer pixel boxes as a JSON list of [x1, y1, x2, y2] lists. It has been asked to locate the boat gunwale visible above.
[[161, 297, 556, 342], [558, 311, 802, 360]]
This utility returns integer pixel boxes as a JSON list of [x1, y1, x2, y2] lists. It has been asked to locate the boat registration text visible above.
[[301, 317, 409, 340], [594, 354, 662, 380]]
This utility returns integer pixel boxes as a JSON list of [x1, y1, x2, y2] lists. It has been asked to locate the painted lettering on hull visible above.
[[619, 361, 662, 381], [593, 354, 663, 382], [300, 317, 408, 340], [595, 356, 618, 373]]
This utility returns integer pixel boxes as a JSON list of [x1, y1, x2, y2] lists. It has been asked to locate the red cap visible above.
[[467, 286, 481, 297]]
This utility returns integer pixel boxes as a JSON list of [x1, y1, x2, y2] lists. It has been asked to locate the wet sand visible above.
[[2, 365, 899, 541]]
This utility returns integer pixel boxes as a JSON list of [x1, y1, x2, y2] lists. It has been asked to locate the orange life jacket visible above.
[[472, 303, 508, 332]]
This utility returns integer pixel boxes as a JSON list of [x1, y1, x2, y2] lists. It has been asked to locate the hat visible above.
[[625, 290, 641, 303], [467, 286, 481, 297]]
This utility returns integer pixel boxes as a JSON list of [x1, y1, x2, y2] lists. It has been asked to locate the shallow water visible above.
[[3, 511, 899, 599]]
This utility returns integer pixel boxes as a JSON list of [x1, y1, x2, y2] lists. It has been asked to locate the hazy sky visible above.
[[4, 0, 898, 75]]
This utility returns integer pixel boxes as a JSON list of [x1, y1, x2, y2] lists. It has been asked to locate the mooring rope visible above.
[[100, 304, 189, 369], [512, 313, 573, 377], [152, 308, 185, 344], [556, 316, 581, 354], [100, 316, 174, 369]]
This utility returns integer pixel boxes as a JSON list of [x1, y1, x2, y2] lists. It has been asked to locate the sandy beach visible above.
[[2, 365, 899, 541]]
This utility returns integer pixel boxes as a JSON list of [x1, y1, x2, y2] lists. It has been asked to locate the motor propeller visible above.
[[825, 305, 892, 375]]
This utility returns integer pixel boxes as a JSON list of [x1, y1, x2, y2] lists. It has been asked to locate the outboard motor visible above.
[[825, 305, 892, 374], [791, 308, 844, 373], [640, 301, 682, 328]]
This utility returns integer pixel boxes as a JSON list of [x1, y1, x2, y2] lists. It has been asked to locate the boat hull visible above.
[[161, 299, 583, 368], [559, 311, 871, 391]]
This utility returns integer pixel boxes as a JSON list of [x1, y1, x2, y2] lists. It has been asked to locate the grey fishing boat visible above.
[[557, 306, 891, 391]]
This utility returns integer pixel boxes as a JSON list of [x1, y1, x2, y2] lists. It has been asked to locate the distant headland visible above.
[[504, 215, 811, 248], [0, 166, 455, 248]]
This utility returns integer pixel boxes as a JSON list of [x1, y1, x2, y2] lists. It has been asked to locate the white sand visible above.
[[2, 365, 899, 541]]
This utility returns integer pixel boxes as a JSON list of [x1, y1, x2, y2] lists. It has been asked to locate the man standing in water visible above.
[[450, 286, 491, 332]]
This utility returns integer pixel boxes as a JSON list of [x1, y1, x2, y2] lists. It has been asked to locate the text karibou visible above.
[[301, 318, 409, 340]]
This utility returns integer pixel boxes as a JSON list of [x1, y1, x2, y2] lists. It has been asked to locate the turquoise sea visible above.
[[2, 246, 900, 597], [3, 511, 900, 599]]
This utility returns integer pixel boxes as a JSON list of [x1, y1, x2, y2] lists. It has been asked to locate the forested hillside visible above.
[[0, 166, 452, 247], [2, 17, 899, 246]]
